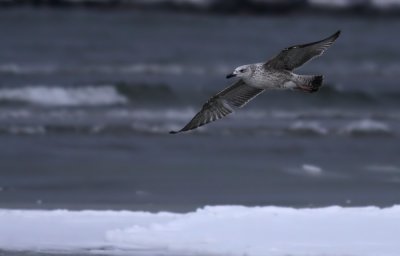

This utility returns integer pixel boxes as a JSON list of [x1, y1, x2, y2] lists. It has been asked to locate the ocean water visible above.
[[1, 7, 400, 256], [1, 9, 400, 209]]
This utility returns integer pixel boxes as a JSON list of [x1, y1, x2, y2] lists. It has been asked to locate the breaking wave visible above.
[[0, 86, 127, 107], [0, 83, 398, 136], [1, 83, 400, 108], [0, 115, 396, 137], [365, 165, 400, 173], [288, 121, 328, 136], [4, 0, 400, 13], [2, 62, 400, 77], [340, 119, 393, 136], [0, 63, 222, 76]]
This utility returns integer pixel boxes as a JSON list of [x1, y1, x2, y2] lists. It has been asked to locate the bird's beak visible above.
[[226, 73, 236, 79]]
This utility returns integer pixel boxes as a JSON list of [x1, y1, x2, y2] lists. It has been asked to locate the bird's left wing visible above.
[[265, 30, 340, 71], [170, 79, 264, 134]]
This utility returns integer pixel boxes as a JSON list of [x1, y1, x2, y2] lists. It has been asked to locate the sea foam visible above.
[[340, 119, 392, 136], [288, 121, 328, 135], [0, 86, 127, 107]]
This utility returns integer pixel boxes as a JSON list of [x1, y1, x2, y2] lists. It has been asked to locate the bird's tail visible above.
[[295, 75, 323, 93]]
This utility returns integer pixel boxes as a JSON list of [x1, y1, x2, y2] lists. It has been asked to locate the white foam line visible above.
[[0, 86, 127, 106]]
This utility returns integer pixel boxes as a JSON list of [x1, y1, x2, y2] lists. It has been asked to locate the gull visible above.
[[170, 30, 341, 134]]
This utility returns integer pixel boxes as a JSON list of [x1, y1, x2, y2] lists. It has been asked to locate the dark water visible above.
[[0, 8, 400, 211]]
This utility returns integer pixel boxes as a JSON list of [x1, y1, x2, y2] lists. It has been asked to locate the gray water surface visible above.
[[0, 9, 399, 211]]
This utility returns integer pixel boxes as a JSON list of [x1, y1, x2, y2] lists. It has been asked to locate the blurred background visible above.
[[0, 0, 400, 211]]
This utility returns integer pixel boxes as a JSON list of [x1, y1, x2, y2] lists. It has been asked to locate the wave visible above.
[[339, 119, 393, 136], [3, 0, 400, 14], [3, 62, 400, 78], [301, 164, 324, 175], [0, 63, 219, 76], [365, 165, 400, 173], [288, 121, 328, 136], [2, 107, 398, 123], [1, 206, 400, 256], [105, 108, 196, 121], [285, 164, 349, 179], [285, 163, 326, 177], [0, 118, 395, 137], [0, 123, 192, 136], [0, 64, 58, 75], [0, 86, 127, 107], [2, 83, 400, 108], [2, 126, 46, 135]]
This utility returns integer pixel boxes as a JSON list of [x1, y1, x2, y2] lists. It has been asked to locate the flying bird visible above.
[[170, 30, 341, 134]]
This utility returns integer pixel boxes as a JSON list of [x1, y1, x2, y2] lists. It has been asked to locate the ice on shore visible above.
[[1, 205, 400, 256]]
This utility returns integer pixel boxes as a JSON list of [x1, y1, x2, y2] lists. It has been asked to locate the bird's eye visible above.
[[240, 69, 245, 73]]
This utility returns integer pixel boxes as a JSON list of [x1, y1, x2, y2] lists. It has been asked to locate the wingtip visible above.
[[324, 30, 341, 42], [169, 130, 179, 134]]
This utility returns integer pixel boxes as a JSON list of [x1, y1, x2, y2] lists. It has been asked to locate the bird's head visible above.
[[226, 65, 252, 79]]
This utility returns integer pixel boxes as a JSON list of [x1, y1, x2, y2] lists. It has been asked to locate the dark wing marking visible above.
[[170, 79, 264, 134], [265, 30, 341, 71]]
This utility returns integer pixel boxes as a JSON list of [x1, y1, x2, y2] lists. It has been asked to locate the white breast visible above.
[[245, 65, 294, 90], [245, 72, 284, 89]]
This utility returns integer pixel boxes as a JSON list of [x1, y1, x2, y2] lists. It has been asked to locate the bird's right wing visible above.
[[170, 79, 264, 134], [265, 30, 340, 71]]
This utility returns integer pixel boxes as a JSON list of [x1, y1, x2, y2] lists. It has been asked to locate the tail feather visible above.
[[296, 75, 323, 93]]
